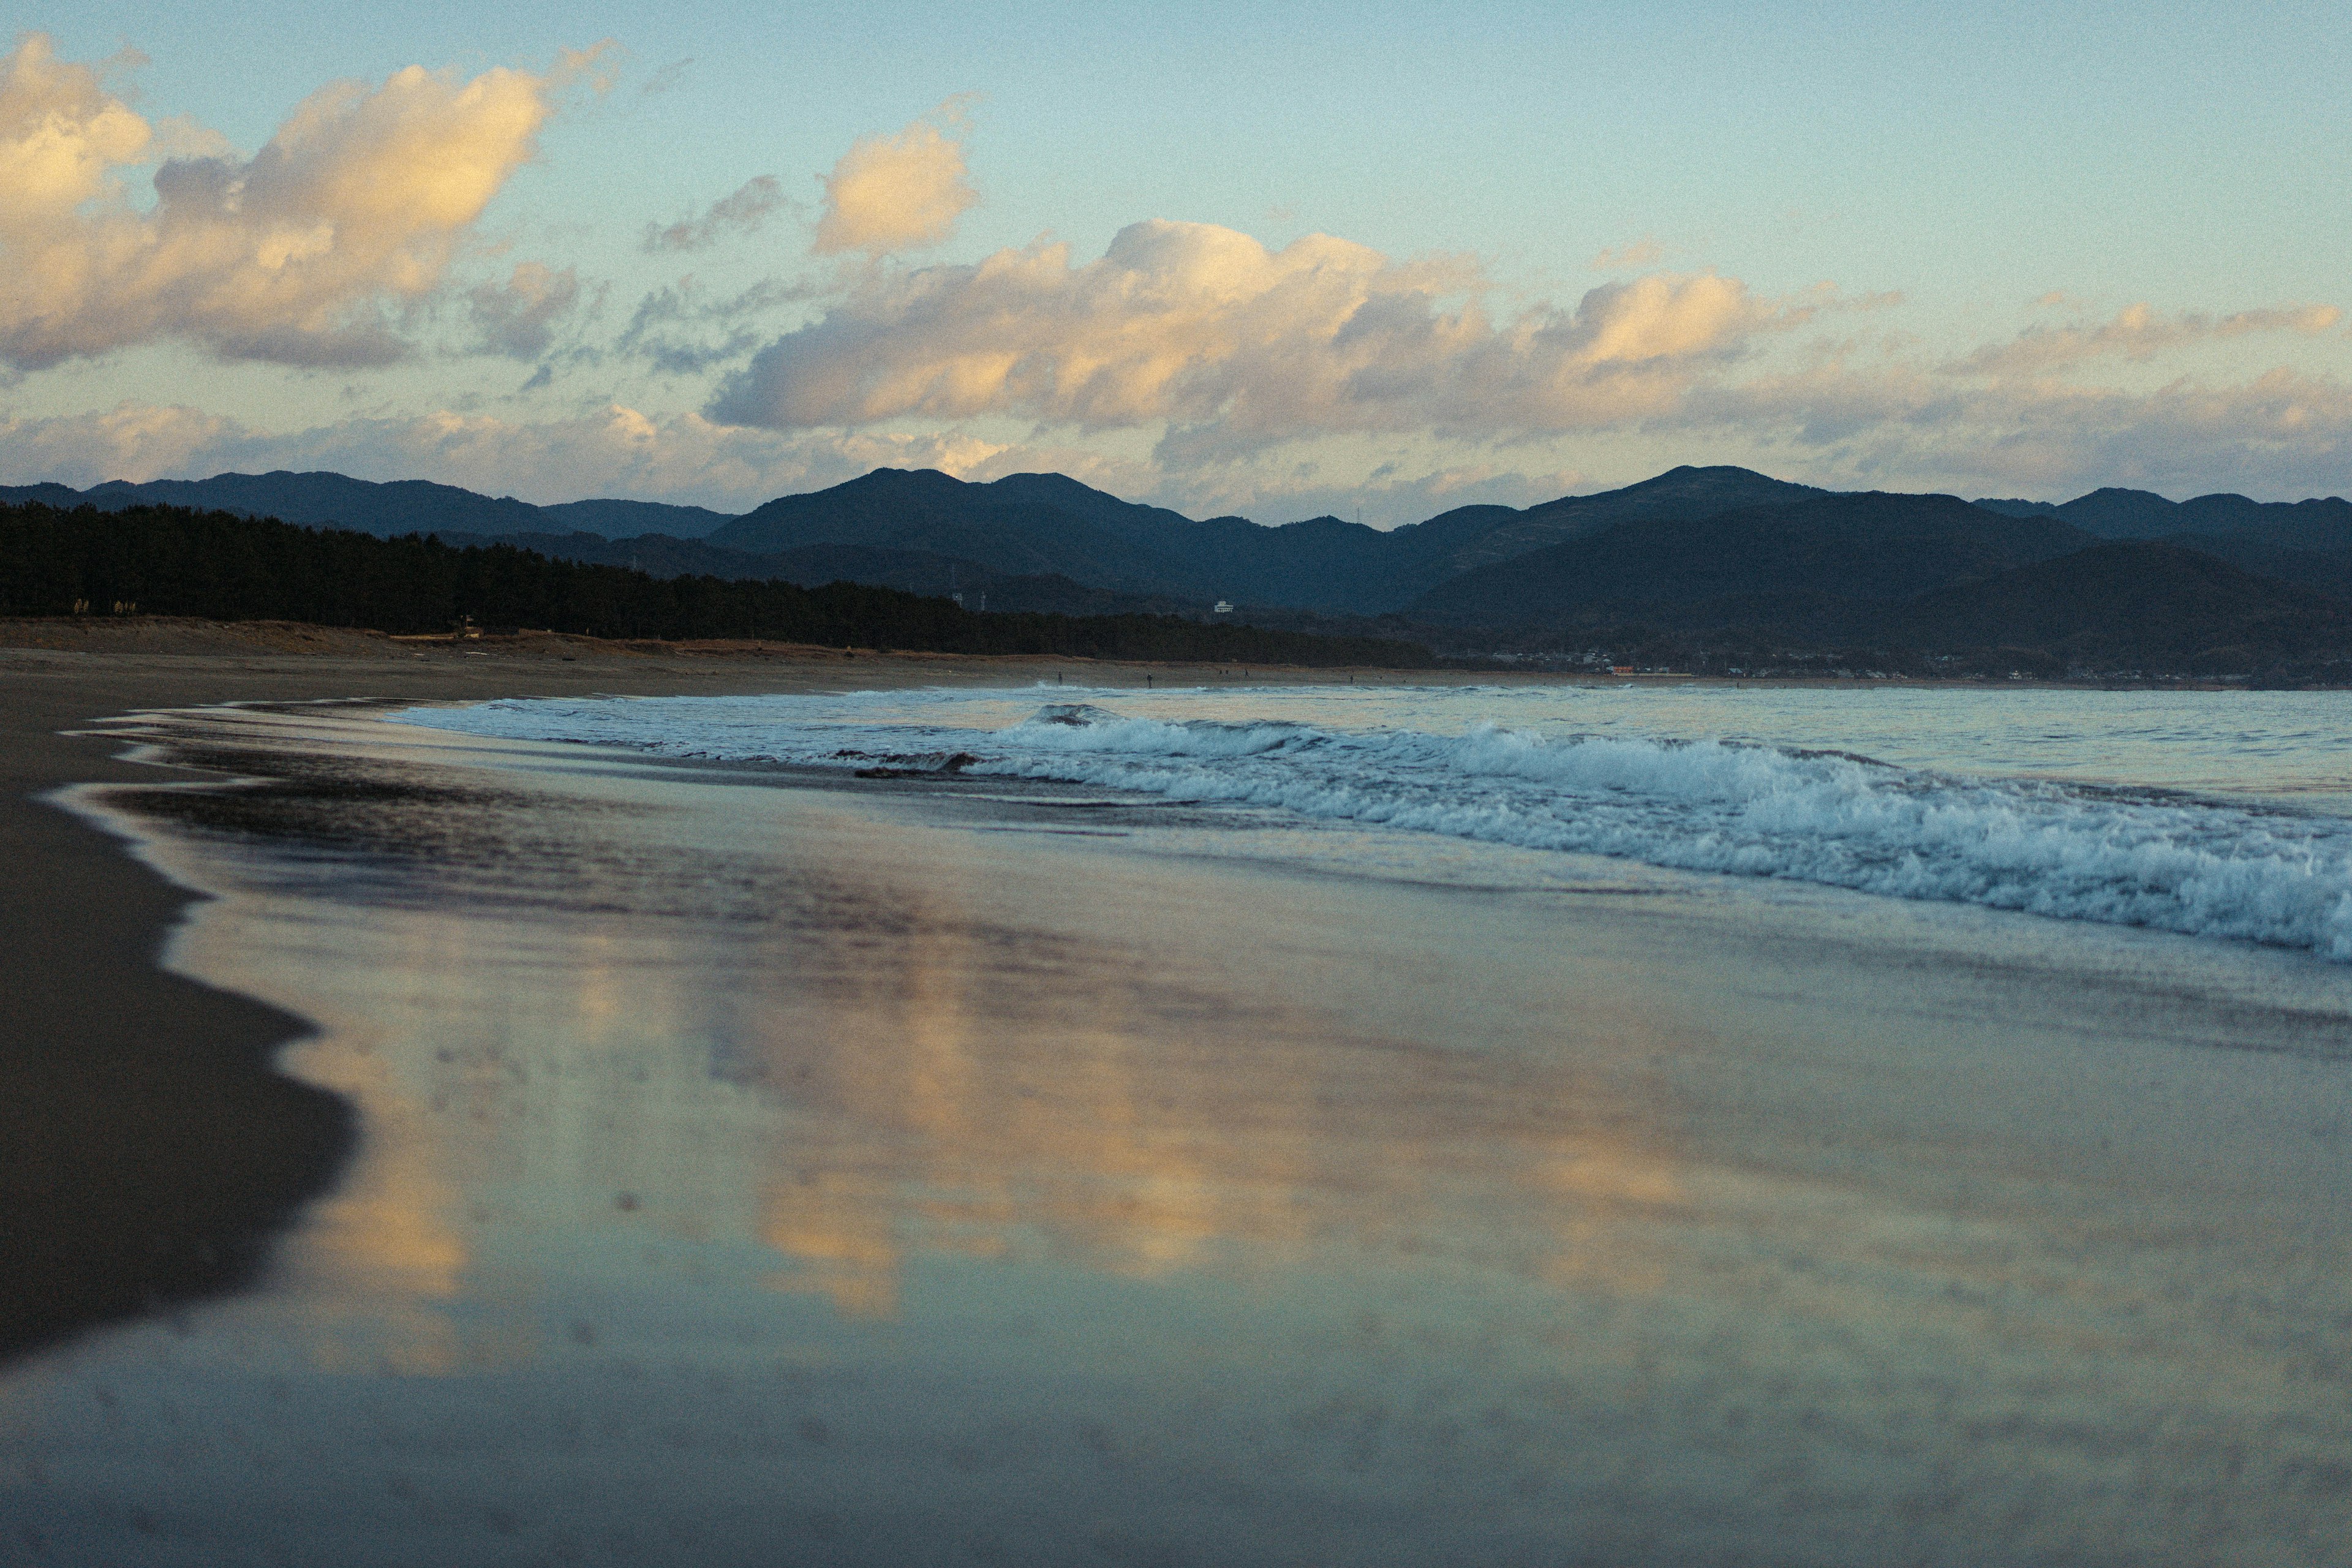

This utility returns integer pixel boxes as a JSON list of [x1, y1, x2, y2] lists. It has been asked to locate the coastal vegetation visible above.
[[0, 501, 1436, 666]]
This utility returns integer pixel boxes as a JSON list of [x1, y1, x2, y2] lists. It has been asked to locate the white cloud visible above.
[[643, 175, 788, 253], [0, 401, 241, 485], [812, 100, 978, 257], [711, 219, 1793, 462], [0, 33, 596, 371], [1945, 301, 2343, 379]]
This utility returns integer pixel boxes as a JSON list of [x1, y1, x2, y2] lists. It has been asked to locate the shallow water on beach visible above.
[[411, 682, 2352, 959], [7, 695, 2352, 1566]]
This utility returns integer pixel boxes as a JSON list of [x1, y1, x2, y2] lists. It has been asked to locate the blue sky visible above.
[[4, 1, 2346, 520]]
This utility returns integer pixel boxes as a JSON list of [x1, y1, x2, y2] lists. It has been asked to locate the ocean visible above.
[[9, 680, 2351, 1566], [406, 681, 2352, 960]]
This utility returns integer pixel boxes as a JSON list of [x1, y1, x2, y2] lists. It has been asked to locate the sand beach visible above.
[[4, 623, 2351, 1565]]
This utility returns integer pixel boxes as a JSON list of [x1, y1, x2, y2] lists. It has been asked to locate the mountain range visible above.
[[0, 472, 733, 541], [11, 463, 2352, 670]]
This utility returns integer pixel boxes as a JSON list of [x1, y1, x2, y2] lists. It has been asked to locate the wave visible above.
[[402, 693, 2352, 960]]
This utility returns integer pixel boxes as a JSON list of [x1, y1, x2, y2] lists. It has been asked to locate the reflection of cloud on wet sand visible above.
[[742, 856, 1691, 1320], [275, 1027, 478, 1375]]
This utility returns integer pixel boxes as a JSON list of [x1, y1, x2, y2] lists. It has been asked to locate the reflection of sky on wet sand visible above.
[[6, 705, 2352, 1564]]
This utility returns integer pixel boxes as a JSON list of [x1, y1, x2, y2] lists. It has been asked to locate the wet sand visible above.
[[0, 622, 1428, 1362], [5, 674, 2351, 1563]]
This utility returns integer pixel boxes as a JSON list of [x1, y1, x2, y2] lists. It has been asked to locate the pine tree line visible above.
[[0, 502, 1435, 667]]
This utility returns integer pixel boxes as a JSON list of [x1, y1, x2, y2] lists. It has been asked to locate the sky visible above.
[[2, 1, 2347, 523]]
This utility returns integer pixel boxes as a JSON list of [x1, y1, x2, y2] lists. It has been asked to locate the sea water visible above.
[[401, 682, 2352, 960]]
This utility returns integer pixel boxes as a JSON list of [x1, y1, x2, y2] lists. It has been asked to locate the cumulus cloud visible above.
[[0, 33, 592, 370], [812, 100, 978, 257], [710, 219, 1790, 461], [643, 175, 788, 253], [1946, 301, 2343, 379]]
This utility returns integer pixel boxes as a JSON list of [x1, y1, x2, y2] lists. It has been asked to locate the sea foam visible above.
[[401, 692, 2352, 960]]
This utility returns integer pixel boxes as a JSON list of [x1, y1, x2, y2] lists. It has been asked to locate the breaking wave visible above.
[[402, 693, 2352, 960]]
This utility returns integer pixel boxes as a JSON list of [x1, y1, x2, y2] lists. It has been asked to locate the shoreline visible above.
[[2, 628, 2339, 1362], [0, 636, 1129, 1362], [1, 613, 2307, 690], [0, 627, 1495, 1362], [12, 690, 2352, 1561]]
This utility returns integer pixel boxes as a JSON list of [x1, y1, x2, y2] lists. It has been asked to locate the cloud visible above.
[[812, 100, 978, 257], [617, 274, 815, 376], [467, 261, 584, 360], [1591, 238, 1664, 270], [642, 175, 788, 253], [710, 219, 1792, 462], [0, 33, 588, 371], [641, 58, 693, 96], [0, 401, 1022, 510], [1947, 301, 2343, 379], [0, 401, 242, 485], [1678, 358, 2352, 498]]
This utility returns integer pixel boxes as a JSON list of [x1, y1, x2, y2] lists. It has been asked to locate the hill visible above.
[[1880, 542, 2352, 668], [1409, 492, 2095, 630], [433, 529, 1202, 617], [0, 472, 733, 540], [12, 465, 2352, 640], [708, 463, 1831, 613], [0, 500, 1431, 667], [1978, 486, 2352, 551]]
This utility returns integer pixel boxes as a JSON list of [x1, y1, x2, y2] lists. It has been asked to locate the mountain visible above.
[[2147, 532, 2352, 603], [709, 468, 1211, 594], [1399, 465, 1830, 582], [706, 463, 1833, 614], [2010, 487, 2352, 551], [15, 464, 2352, 652], [537, 499, 735, 538], [0, 471, 735, 540], [1409, 492, 2095, 630], [1881, 542, 2352, 666], [431, 529, 1199, 617]]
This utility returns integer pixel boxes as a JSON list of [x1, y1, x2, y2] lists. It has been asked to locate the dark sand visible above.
[[0, 617, 1440, 1362]]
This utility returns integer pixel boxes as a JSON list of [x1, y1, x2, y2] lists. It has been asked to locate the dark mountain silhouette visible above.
[[12, 465, 2352, 668], [707, 462, 1830, 612], [2146, 532, 2352, 602], [1409, 493, 2095, 630], [1403, 465, 1829, 579], [1879, 542, 2352, 664], [1978, 486, 2352, 551], [0, 472, 733, 540], [0, 500, 1433, 667], [538, 497, 735, 538], [432, 529, 1198, 617], [710, 468, 1211, 594]]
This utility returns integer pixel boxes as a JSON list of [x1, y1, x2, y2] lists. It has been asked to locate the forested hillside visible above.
[[0, 503, 1434, 667]]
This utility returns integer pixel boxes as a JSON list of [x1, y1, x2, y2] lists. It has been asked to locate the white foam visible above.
[[398, 690, 2352, 960]]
